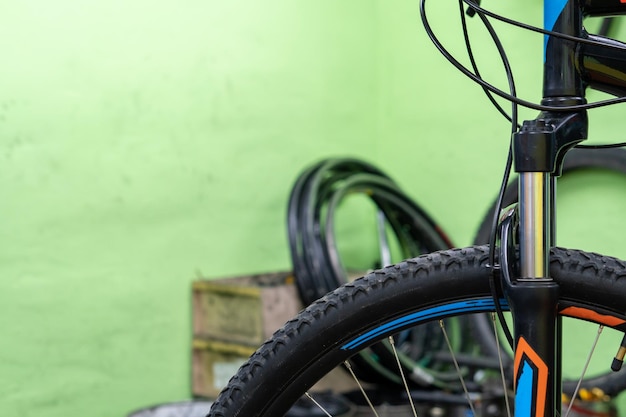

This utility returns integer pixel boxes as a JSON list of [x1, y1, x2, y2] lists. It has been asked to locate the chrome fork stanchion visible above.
[[518, 171, 551, 279]]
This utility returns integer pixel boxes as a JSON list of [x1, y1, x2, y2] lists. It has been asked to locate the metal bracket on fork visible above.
[[513, 109, 587, 176]]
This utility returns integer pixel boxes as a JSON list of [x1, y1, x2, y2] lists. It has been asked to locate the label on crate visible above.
[[213, 360, 246, 389]]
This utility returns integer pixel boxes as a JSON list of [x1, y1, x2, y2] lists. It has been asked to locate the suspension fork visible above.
[[502, 108, 586, 417]]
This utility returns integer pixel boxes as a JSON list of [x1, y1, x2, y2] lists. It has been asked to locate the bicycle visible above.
[[208, 0, 626, 416]]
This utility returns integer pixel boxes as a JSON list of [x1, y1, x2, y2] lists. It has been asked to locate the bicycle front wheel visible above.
[[208, 245, 626, 417]]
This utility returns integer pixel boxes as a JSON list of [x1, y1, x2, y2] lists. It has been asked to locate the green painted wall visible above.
[[1, 1, 626, 416]]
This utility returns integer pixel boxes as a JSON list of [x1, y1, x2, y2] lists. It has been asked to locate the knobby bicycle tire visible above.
[[208, 245, 626, 417]]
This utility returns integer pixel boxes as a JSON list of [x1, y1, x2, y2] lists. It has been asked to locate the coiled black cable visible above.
[[287, 157, 453, 306]]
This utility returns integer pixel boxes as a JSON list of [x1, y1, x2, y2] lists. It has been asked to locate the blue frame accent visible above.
[[544, 0, 569, 56], [545, 0, 568, 31], [341, 297, 509, 351], [516, 360, 534, 417]]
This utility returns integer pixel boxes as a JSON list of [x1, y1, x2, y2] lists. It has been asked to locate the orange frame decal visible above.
[[560, 306, 625, 327], [514, 337, 549, 417]]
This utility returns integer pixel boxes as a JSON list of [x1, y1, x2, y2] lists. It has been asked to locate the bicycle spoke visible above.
[[564, 325, 604, 417], [439, 319, 478, 417], [492, 312, 513, 417], [303, 392, 333, 417], [388, 336, 419, 417], [343, 360, 381, 417], [376, 209, 392, 267]]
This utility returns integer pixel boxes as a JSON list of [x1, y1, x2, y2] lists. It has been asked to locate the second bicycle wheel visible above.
[[208, 245, 626, 417]]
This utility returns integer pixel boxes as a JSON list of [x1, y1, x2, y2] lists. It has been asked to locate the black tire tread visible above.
[[209, 245, 626, 417]]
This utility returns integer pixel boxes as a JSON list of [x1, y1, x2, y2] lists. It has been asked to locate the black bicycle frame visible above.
[[503, 1, 626, 417]]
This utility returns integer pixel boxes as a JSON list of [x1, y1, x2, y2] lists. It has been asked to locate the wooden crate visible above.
[[192, 338, 360, 399], [192, 339, 257, 399], [191, 271, 361, 399], [192, 271, 301, 347]]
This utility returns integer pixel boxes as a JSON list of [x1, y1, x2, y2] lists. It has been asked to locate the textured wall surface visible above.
[[1, 1, 626, 416]]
